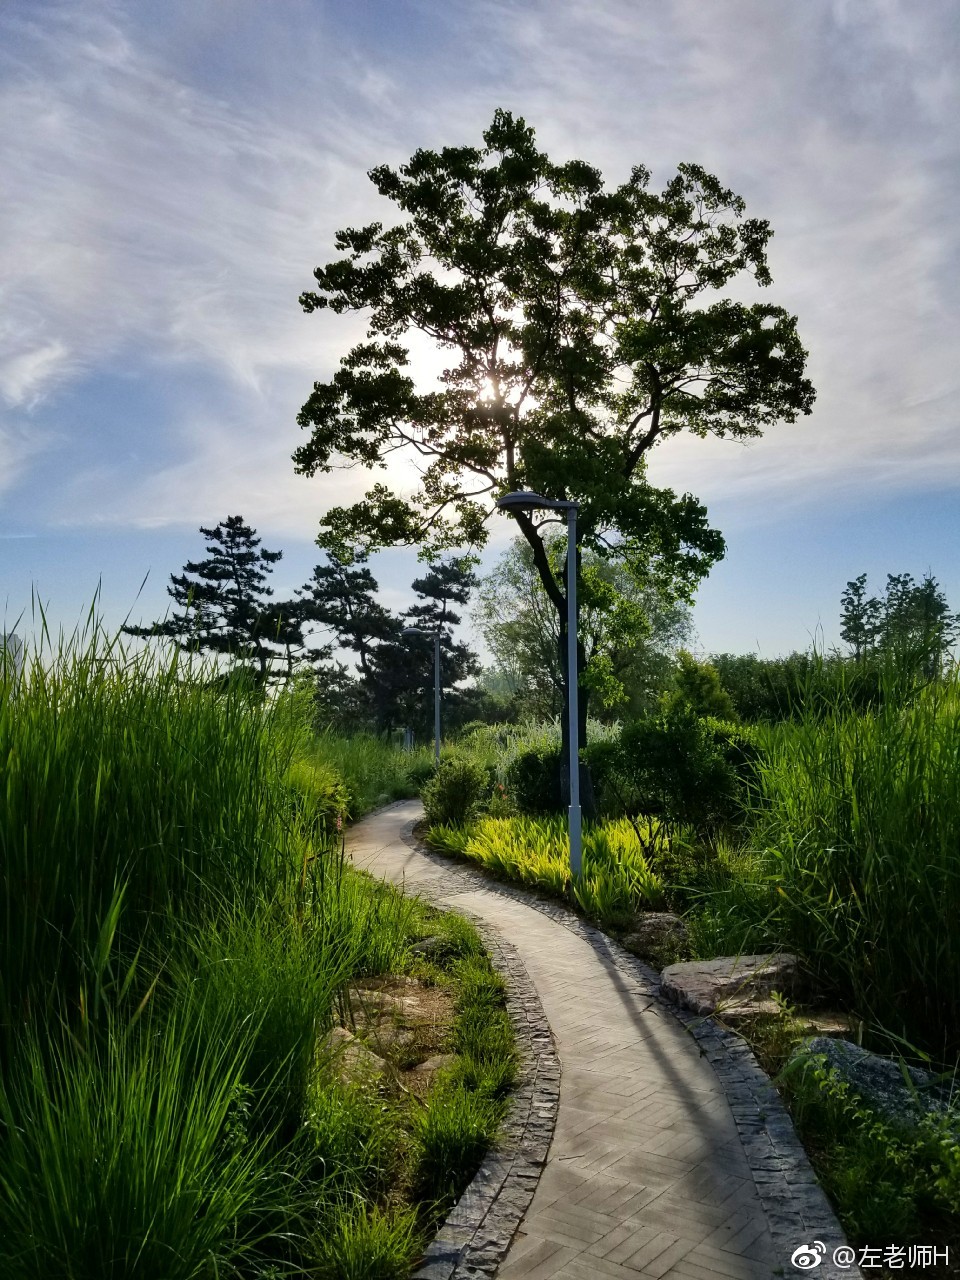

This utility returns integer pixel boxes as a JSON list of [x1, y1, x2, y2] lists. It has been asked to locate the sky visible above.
[[2, 0, 959, 662]]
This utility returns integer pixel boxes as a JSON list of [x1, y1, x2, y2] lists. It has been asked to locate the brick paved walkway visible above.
[[347, 801, 835, 1280]]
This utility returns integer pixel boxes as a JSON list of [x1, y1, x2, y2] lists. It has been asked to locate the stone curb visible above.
[[399, 818, 861, 1280], [398, 849, 560, 1280]]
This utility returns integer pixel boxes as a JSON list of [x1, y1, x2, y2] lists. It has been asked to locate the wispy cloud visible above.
[[1, 0, 958, 543]]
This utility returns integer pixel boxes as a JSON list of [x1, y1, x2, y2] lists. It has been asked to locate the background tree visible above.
[[840, 574, 881, 663], [474, 533, 691, 721], [123, 515, 312, 685], [664, 650, 736, 720], [369, 557, 482, 736], [304, 552, 482, 736], [301, 550, 400, 690], [840, 572, 958, 678], [294, 109, 815, 806]]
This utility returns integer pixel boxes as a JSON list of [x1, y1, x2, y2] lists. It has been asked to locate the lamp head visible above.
[[496, 490, 576, 513]]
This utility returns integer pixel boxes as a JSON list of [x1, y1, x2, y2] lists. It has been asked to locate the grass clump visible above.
[[312, 1202, 422, 1280], [412, 1083, 504, 1202], [0, 1007, 278, 1280], [426, 814, 665, 929]]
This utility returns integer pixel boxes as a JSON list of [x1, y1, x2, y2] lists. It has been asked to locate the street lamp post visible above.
[[401, 626, 442, 764], [495, 491, 582, 877]]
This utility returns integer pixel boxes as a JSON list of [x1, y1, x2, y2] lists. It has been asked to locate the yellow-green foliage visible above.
[[427, 816, 665, 927], [285, 756, 350, 841]]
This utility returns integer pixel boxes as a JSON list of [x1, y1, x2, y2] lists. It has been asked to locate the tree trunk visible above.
[[558, 613, 597, 821]]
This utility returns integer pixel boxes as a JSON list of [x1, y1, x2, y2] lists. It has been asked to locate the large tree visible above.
[[124, 515, 313, 685], [294, 110, 815, 799]]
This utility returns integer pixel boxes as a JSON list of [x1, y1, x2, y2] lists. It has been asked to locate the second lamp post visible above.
[[401, 626, 442, 764]]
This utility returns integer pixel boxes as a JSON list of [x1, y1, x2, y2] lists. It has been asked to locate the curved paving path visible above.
[[348, 801, 853, 1280]]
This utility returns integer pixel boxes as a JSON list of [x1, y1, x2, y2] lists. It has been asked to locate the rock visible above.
[[321, 1026, 385, 1081], [789, 1037, 955, 1130], [410, 935, 450, 960], [660, 953, 801, 1016], [417, 1054, 458, 1075], [621, 913, 689, 961], [796, 1011, 859, 1039], [710, 996, 785, 1023]]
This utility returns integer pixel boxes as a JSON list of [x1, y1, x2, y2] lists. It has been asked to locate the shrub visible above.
[[505, 746, 563, 814], [421, 755, 491, 826], [665, 650, 737, 720], [619, 707, 739, 831]]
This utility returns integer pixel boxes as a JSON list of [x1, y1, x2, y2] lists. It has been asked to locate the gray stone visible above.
[[621, 911, 690, 963], [321, 1025, 385, 1080], [789, 1037, 956, 1129], [660, 953, 801, 1015]]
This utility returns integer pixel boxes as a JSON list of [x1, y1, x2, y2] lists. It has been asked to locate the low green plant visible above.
[[421, 755, 492, 826], [312, 1202, 422, 1280], [426, 815, 665, 927], [412, 1082, 504, 1203], [781, 1051, 960, 1245]]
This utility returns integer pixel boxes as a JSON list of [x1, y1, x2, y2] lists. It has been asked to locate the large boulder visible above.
[[660, 953, 801, 1019], [788, 1037, 956, 1130]]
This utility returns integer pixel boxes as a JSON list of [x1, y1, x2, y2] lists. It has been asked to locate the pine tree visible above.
[[124, 516, 311, 684]]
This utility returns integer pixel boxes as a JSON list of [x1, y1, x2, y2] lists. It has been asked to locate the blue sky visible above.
[[2, 0, 959, 659]]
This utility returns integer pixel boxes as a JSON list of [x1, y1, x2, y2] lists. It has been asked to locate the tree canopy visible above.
[[841, 571, 958, 676], [295, 109, 814, 601]]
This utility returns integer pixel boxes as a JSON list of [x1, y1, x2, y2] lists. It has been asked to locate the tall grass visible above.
[[756, 670, 960, 1062], [0, 624, 301, 1050], [1, 620, 513, 1278], [307, 729, 434, 818], [0, 1004, 280, 1280], [456, 717, 619, 783]]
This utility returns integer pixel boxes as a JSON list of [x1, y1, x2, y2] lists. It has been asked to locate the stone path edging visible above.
[[398, 819, 858, 1280], [404, 898, 561, 1279]]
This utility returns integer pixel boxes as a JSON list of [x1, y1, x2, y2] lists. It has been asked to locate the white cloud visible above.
[[1, 0, 958, 539], [0, 340, 72, 408]]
